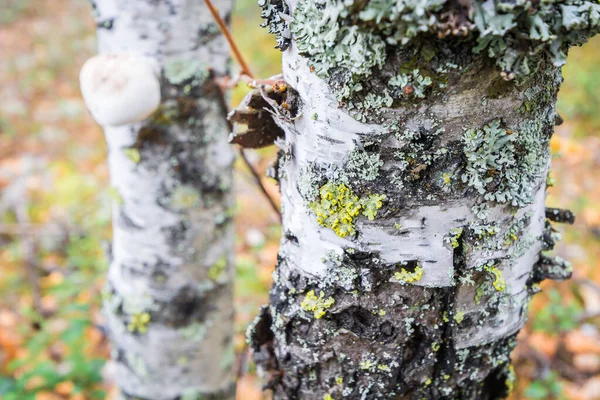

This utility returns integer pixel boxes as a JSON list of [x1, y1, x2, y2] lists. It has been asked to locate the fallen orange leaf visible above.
[[565, 330, 600, 354], [527, 331, 558, 358], [55, 380, 75, 396]]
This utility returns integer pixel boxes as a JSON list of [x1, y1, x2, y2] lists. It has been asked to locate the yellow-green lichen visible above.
[[128, 312, 151, 334], [474, 284, 486, 304], [506, 364, 516, 395], [335, 376, 344, 385], [178, 322, 208, 341], [309, 182, 385, 238], [454, 311, 465, 324], [359, 360, 375, 370], [547, 170, 556, 187], [164, 59, 208, 86], [108, 186, 123, 205], [208, 254, 228, 281], [377, 364, 391, 372], [301, 290, 335, 319], [171, 185, 201, 210], [323, 394, 333, 400], [442, 172, 452, 185], [123, 147, 140, 164], [394, 265, 424, 284], [443, 311, 449, 323], [484, 265, 506, 292], [448, 227, 463, 249]]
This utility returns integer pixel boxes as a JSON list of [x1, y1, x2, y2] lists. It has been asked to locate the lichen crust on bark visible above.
[[91, 0, 236, 399], [248, 0, 595, 398]]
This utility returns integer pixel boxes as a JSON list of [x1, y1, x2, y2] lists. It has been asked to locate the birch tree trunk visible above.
[[87, 1, 236, 398], [247, 0, 599, 398]]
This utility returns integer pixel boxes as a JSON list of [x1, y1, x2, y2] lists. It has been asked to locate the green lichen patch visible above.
[[335, 1, 596, 75], [462, 119, 548, 207], [178, 322, 208, 341], [309, 182, 385, 238], [261, 0, 599, 106], [170, 185, 201, 210], [394, 263, 424, 284], [454, 310, 465, 324], [446, 227, 464, 249], [108, 186, 123, 205], [164, 59, 209, 86], [208, 254, 228, 281], [301, 290, 335, 319], [291, 0, 387, 86], [389, 68, 433, 98], [359, 359, 376, 371], [471, 0, 600, 76], [128, 312, 151, 334], [258, 0, 291, 50], [345, 148, 383, 181], [297, 164, 322, 202], [123, 147, 141, 164], [391, 123, 448, 189], [483, 264, 506, 292]]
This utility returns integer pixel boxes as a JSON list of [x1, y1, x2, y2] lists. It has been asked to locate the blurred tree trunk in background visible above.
[[247, 0, 598, 399], [88, 1, 236, 398]]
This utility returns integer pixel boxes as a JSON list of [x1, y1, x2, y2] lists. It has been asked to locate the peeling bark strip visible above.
[[88, 1, 235, 398], [247, 0, 599, 399]]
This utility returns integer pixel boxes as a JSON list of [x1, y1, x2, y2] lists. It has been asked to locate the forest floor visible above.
[[0, 1, 599, 399]]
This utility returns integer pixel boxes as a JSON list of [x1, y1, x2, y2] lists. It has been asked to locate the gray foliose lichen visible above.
[[260, 0, 600, 98]]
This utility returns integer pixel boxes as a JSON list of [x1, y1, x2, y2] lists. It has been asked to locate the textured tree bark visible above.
[[248, 0, 597, 399], [89, 1, 235, 399]]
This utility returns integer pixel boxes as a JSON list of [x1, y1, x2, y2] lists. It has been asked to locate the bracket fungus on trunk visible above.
[[79, 53, 161, 127]]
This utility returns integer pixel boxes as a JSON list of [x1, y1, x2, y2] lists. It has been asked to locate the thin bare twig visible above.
[[205, 0, 282, 222], [204, 0, 254, 78], [238, 148, 281, 221]]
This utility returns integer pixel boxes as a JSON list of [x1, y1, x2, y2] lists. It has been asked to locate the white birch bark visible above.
[[86, 1, 236, 398], [246, 0, 596, 398]]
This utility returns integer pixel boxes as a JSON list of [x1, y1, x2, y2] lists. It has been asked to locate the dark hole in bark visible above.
[[460, 314, 474, 329], [178, 295, 200, 319], [396, 260, 420, 273], [133, 126, 166, 148], [284, 232, 299, 245], [379, 321, 395, 338], [286, 269, 308, 293], [247, 305, 274, 353], [333, 306, 376, 336], [486, 303, 500, 318], [160, 285, 211, 327], [402, 324, 425, 365], [481, 365, 510, 400], [346, 249, 372, 261], [176, 97, 198, 120]]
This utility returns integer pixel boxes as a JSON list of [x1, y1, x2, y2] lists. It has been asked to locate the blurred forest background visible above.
[[0, 0, 599, 399]]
